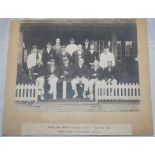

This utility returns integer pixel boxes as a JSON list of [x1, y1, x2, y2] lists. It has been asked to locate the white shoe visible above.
[[87, 94, 91, 98], [83, 92, 87, 99], [48, 90, 52, 95], [89, 94, 94, 101], [73, 93, 78, 98], [53, 95, 56, 100], [40, 95, 44, 101]]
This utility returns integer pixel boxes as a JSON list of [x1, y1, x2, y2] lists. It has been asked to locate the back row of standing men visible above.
[[27, 38, 117, 101]]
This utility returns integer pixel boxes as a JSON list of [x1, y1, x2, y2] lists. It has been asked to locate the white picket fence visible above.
[[95, 83, 140, 101], [16, 84, 38, 102], [15, 83, 140, 102]]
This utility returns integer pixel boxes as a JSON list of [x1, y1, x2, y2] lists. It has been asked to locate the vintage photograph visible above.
[[15, 19, 140, 112]]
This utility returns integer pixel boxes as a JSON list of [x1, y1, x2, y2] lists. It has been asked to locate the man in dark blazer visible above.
[[46, 59, 59, 100], [31, 58, 45, 100], [103, 60, 117, 85], [71, 44, 85, 68], [71, 58, 89, 99], [87, 60, 105, 100], [85, 44, 99, 68], [56, 45, 71, 69], [42, 42, 57, 67]]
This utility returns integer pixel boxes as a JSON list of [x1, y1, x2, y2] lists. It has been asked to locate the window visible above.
[[125, 41, 137, 58], [116, 41, 122, 61]]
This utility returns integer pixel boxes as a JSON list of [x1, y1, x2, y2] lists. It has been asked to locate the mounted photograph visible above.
[[3, 19, 153, 136]]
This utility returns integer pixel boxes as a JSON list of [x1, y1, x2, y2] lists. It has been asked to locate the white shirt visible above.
[[66, 44, 78, 56], [27, 53, 37, 69], [99, 51, 115, 69]]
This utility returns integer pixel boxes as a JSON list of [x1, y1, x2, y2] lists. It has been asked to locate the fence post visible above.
[[62, 81, 67, 99]]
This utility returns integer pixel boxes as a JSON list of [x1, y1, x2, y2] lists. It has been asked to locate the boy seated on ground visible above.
[[31, 58, 45, 101], [87, 60, 106, 100], [71, 58, 89, 99], [46, 59, 59, 100], [103, 60, 117, 85]]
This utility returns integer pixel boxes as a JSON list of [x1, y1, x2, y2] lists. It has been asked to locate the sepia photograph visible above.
[[15, 19, 140, 112], [2, 19, 153, 136]]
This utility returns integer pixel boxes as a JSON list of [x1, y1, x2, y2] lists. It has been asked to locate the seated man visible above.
[[59, 57, 73, 81], [31, 58, 45, 101], [87, 60, 106, 100], [71, 58, 89, 99], [103, 60, 117, 85], [46, 59, 59, 100]]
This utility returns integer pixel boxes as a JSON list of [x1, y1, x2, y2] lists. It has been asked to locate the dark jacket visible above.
[[57, 52, 71, 68], [59, 64, 74, 80], [88, 67, 104, 80], [42, 48, 57, 67], [85, 50, 99, 67], [52, 45, 62, 54], [46, 65, 59, 78], [72, 64, 89, 78], [31, 65, 45, 80], [103, 66, 117, 80], [71, 51, 85, 67]]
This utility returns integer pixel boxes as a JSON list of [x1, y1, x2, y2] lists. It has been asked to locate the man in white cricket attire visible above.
[[99, 47, 115, 69], [66, 38, 78, 56]]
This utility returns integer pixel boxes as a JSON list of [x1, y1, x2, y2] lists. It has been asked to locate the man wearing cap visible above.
[[31, 59, 45, 100], [71, 44, 85, 68], [27, 45, 40, 79], [85, 44, 99, 68], [52, 38, 62, 54], [71, 58, 89, 99], [46, 59, 59, 100], [99, 46, 115, 70], [42, 42, 56, 67], [87, 60, 105, 100], [66, 38, 78, 56]]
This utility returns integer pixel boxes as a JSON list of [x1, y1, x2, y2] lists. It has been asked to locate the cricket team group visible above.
[[27, 38, 117, 101]]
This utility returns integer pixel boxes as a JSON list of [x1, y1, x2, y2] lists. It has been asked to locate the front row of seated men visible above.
[[31, 56, 117, 101]]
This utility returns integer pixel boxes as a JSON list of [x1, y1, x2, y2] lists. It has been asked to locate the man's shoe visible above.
[[89, 94, 94, 101], [83, 92, 87, 99], [73, 93, 78, 98], [40, 95, 44, 101]]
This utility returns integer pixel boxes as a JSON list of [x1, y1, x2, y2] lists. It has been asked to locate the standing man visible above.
[[83, 39, 90, 66], [52, 38, 62, 54], [99, 46, 115, 70], [71, 58, 89, 99], [27, 45, 39, 80], [42, 42, 56, 67], [57, 45, 71, 69], [86, 44, 99, 68], [71, 44, 85, 68], [31, 59, 45, 100], [83, 39, 90, 52], [66, 38, 78, 56]]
